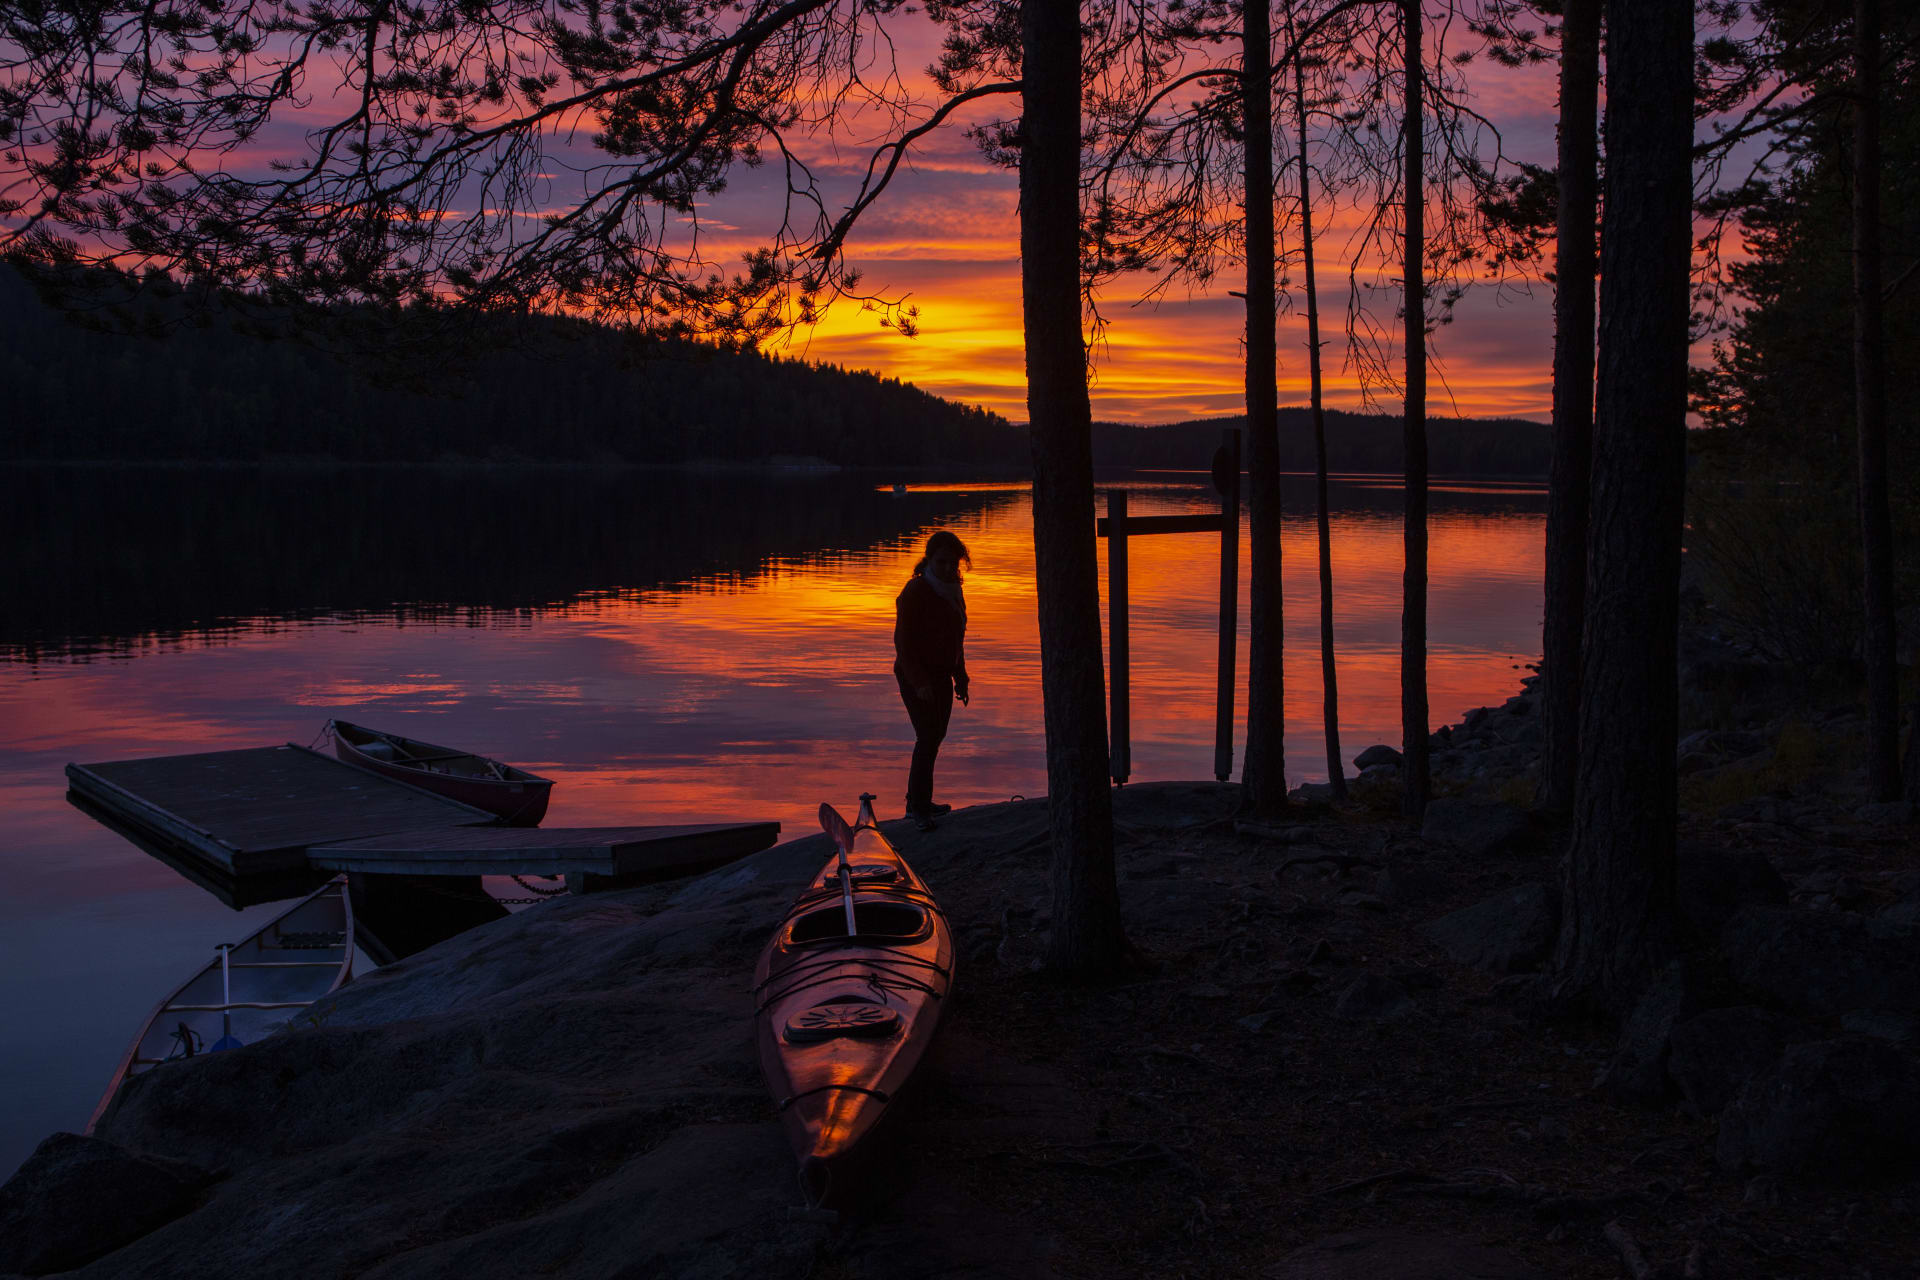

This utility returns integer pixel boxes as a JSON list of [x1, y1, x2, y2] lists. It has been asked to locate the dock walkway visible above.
[[68, 743, 779, 893]]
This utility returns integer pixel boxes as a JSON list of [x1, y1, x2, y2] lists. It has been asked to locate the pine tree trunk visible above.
[[1241, 0, 1288, 816], [1022, 0, 1131, 977], [1400, 0, 1430, 820], [1853, 0, 1898, 802], [1295, 29, 1346, 802], [1539, 0, 1600, 818], [1550, 0, 1692, 1013]]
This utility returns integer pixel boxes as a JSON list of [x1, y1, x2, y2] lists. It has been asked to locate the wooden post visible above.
[[1108, 489, 1130, 785], [1215, 429, 1241, 782]]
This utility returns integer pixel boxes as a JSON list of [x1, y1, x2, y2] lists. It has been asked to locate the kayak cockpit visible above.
[[787, 900, 929, 945]]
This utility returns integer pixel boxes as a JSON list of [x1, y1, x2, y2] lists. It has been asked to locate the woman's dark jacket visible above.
[[893, 574, 968, 690]]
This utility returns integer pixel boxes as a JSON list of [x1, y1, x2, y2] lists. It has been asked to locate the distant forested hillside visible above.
[[0, 267, 1021, 467], [1, 265, 1547, 473], [1093, 411, 1551, 477]]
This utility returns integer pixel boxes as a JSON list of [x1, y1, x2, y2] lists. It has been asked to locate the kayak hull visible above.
[[753, 802, 953, 1204]]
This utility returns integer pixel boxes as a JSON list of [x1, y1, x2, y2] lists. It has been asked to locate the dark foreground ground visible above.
[[4, 726, 1918, 1278]]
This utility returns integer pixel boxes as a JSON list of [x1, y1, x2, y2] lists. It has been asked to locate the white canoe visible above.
[[87, 877, 355, 1132]]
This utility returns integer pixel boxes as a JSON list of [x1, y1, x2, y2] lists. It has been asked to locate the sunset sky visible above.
[[214, 7, 1569, 427], [5, 4, 1578, 427], [721, 15, 1570, 426]]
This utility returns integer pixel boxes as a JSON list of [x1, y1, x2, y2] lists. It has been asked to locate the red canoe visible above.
[[328, 718, 553, 826], [754, 795, 955, 1205]]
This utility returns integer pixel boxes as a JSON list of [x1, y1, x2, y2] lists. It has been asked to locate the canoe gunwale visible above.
[[327, 719, 552, 786], [86, 877, 354, 1136]]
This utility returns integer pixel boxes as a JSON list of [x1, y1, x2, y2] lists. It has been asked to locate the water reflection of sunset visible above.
[[5, 482, 1543, 851]]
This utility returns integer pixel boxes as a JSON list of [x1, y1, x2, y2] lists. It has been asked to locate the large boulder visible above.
[[1353, 744, 1403, 771], [1722, 907, 1920, 1018], [1666, 1006, 1817, 1117], [1420, 883, 1557, 974], [1716, 1037, 1920, 1180], [1372, 865, 1457, 908], [1418, 799, 1534, 858], [1601, 961, 1701, 1105], [0, 1133, 208, 1275]]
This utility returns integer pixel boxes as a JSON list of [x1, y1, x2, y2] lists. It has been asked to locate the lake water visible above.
[[0, 465, 1546, 1178]]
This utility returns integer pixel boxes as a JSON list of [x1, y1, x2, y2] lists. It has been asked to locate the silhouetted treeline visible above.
[[1093, 410, 1551, 477], [1, 265, 1552, 473], [0, 267, 1021, 467], [0, 467, 1016, 662]]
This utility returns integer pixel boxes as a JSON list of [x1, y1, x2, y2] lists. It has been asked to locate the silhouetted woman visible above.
[[894, 530, 971, 829]]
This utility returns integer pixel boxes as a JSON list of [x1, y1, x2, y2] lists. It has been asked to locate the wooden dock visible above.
[[67, 745, 496, 876], [68, 743, 780, 895], [309, 821, 780, 881]]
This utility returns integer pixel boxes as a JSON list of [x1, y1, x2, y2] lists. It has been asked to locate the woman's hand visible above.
[[955, 677, 970, 706]]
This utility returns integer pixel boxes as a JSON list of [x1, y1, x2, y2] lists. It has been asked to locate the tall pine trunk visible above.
[[1021, 0, 1131, 977], [1853, 0, 1898, 801], [1400, 0, 1430, 819], [1241, 0, 1288, 815], [1539, 0, 1600, 818], [1550, 0, 1692, 1012], [1295, 26, 1346, 802]]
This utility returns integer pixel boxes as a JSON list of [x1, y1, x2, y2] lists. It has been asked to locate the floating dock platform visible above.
[[68, 743, 779, 898]]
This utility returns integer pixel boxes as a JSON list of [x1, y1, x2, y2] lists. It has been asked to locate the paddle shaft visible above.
[[837, 847, 857, 936]]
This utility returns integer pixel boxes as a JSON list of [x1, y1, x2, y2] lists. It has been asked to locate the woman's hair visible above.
[[914, 529, 971, 577]]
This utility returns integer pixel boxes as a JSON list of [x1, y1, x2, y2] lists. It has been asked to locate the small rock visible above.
[[1421, 883, 1557, 975], [1419, 798, 1534, 858], [1237, 1010, 1281, 1033], [1333, 974, 1415, 1022], [1854, 800, 1915, 826], [1877, 898, 1920, 927], [1535, 1116, 1571, 1145], [1840, 1010, 1918, 1044], [1354, 744, 1403, 770], [1267, 1229, 1547, 1279], [1373, 865, 1457, 908]]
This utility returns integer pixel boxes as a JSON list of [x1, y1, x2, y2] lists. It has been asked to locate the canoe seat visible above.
[[275, 930, 347, 949], [786, 999, 901, 1043], [789, 901, 928, 945]]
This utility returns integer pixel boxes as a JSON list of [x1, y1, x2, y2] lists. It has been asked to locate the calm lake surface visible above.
[[0, 465, 1546, 1177]]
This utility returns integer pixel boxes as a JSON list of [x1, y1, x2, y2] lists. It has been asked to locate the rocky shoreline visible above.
[[4, 667, 1917, 1277]]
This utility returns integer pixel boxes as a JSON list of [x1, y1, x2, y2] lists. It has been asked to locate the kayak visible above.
[[753, 795, 954, 1205], [88, 877, 354, 1132], [328, 718, 552, 826]]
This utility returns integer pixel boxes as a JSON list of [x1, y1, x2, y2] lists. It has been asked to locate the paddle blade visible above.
[[818, 802, 854, 854]]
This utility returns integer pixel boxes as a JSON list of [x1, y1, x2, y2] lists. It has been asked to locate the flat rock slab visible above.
[[17, 786, 1287, 1278], [1267, 1229, 1547, 1279]]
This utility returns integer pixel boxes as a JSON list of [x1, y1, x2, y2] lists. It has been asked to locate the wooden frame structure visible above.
[[1095, 428, 1242, 784]]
